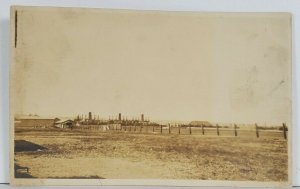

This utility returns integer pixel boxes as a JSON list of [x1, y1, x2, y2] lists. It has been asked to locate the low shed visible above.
[[54, 119, 74, 129], [189, 121, 212, 127]]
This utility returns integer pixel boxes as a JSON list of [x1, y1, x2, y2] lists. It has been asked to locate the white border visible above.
[[0, 0, 299, 186]]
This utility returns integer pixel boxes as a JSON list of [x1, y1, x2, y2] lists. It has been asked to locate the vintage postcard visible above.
[[10, 6, 292, 186]]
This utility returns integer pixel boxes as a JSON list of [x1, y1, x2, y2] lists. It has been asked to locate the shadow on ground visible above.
[[15, 140, 47, 152], [14, 163, 34, 178]]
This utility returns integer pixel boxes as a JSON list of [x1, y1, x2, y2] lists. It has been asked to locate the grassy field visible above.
[[14, 128, 288, 181]]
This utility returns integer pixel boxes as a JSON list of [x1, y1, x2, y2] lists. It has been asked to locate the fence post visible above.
[[178, 124, 181, 135], [234, 124, 237, 136], [189, 125, 192, 135], [160, 125, 163, 134], [255, 123, 259, 138], [202, 124, 205, 135], [216, 124, 220, 136], [129, 125, 131, 132], [134, 124, 137, 132], [168, 123, 171, 134], [283, 123, 287, 140]]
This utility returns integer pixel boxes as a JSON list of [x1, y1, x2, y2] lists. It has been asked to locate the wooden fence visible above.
[[74, 123, 288, 139]]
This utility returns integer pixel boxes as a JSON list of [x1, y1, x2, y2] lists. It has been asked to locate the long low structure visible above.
[[15, 116, 58, 128]]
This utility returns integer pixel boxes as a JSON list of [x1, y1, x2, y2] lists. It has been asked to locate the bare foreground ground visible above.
[[14, 128, 288, 181]]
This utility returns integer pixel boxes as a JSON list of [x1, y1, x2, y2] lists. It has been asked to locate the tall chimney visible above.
[[119, 113, 122, 121], [141, 114, 144, 122], [89, 112, 92, 120]]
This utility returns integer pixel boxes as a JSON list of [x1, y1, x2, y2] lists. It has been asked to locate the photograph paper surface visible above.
[[10, 6, 292, 186]]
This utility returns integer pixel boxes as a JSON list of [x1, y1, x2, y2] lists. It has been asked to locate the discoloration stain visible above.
[[267, 45, 288, 64], [268, 80, 285, 96], [247, 33, 259, 40], [230, 65, 261, 110]]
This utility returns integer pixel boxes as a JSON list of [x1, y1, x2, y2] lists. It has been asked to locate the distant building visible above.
[[54, 119, 74, 129], [15, 116, 57, 128], [189, 121, 212, 127]]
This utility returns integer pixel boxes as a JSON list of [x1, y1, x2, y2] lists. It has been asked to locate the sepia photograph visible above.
[[10, 6, 292, 186]]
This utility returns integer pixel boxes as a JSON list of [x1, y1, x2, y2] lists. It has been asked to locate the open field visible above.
[[14, 128, 288, 181]]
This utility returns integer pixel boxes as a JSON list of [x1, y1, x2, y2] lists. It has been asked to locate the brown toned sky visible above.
[[13, 7, 291, 125]]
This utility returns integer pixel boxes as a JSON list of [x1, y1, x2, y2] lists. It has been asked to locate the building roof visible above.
[[55, 119, 74, 124], [15, 115, 57, 120], [189, 121, 212, 126]]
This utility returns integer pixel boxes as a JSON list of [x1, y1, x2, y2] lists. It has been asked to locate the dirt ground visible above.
[[14, 128, 288, 181]]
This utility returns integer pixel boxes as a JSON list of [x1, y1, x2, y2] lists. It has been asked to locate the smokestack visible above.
[[119, 113, 121, 121], [141, 114, 144, 122], [89, 112, 92, 120]]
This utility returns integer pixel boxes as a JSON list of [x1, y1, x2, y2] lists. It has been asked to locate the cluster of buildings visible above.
[[15, 113, 215, 129], [14, 115, 73, 129], [74, 112, 150, 126], [15, 112, 152, 129]]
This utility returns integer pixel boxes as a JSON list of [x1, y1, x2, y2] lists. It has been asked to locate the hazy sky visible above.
[[14, 8, 291, 125]]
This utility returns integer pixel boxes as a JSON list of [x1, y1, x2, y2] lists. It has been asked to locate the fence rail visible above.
[[73, 123, 288, 139]]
